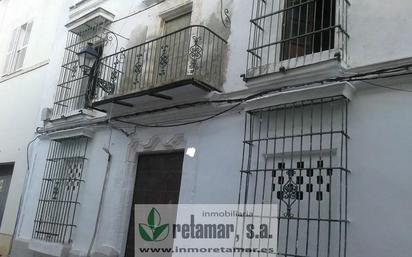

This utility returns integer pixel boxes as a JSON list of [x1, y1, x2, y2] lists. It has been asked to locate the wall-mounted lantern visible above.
[[77, 42, 99, 75]]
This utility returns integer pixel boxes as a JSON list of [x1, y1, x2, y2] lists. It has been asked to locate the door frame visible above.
[[159, 2, 193, 35], [120, 134, 187, 257]]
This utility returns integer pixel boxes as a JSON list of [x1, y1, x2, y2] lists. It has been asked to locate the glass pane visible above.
[[14, 47, 26, 70], [23, 22, 33, 46]]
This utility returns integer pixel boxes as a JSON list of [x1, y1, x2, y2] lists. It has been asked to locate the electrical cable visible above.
[[87, 102, 115, 257], [348, 71, 412, 82], [109, 67, 412, 128], [114, 101, 243, 128], [26, 136, 40, 169], [8, 135, 40, 257], [37, 64, 412, 131], [110, 98, 244, 120], [361, 80, 412, 93]]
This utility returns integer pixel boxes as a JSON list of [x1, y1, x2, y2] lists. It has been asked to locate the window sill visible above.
[[0, 60, 50, 84], [2, 68, 23, 77], [28, 239, 70, 257], [245, 81, 355, 112], [245, 58, 345, 90], [39, 108, 106, 134]]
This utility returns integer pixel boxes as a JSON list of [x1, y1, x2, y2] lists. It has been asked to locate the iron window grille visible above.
[[52, 24, 108, 118], [237, 96, 349, 257], [245, 0, 349, 80], [32, 137, 88, 243]]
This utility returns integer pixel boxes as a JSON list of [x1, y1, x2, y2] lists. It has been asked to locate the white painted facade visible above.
[[0, 0, 411, 257], [0, 0, 69, 254]]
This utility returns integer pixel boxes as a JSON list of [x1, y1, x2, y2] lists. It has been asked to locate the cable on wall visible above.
[[361, 80, 412, 93], [35, 63, 412, 131], [87, 100, 116, 257], [9, 135, 40, 256], [114, 101, 243, 128]]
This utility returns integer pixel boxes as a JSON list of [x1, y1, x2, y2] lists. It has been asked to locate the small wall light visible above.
[[185, 147, 196, 158]]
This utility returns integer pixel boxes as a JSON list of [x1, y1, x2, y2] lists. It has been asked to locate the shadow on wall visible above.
[[202, 0, 234, 87]]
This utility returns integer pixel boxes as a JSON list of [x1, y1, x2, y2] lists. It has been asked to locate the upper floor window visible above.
[[2, 21, 33, 75], [281, 0, 335, 60], [163, 11, 192, 34], [245, 0, 349, 80]]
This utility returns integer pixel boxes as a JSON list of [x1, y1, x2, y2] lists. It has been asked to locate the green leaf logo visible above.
[[138, 208, 169, 242]]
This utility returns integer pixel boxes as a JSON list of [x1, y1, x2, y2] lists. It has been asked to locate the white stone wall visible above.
[[4, 0, 412, 257], [348, 0, 412, 67], [18, 82, 412, 257]]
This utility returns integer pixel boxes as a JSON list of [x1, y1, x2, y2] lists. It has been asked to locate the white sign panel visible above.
[[134, 204, 278, 257]]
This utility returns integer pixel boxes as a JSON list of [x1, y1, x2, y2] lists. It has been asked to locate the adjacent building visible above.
[[0, 0, 411, 256], [0, 0, 68, 255]]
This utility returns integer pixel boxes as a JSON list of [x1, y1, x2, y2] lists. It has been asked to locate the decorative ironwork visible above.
[[110, 49, 126, 84], [238, 97, 349, 257], [133, 53, 144, 85], [220, 0, 231, 28], [70, 63, 78, 78], [280, 169, 299, 218], [33, 137, 88, 244], [67, 161, 82, 191], [96, 77, 115, 94], [52, 25, 124, 117], [52, 182, 60, 200], [103, 31, 120, 53], [189, 36, 203, 73], [158, 45, 169, 76], [94, 26, 227, 100]]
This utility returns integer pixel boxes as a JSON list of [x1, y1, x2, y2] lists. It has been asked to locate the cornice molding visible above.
[[127, 134, 186, 162]]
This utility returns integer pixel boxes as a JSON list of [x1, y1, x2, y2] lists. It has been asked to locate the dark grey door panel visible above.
[[125, 151, 184, 257], [0, 163, 13, 225]]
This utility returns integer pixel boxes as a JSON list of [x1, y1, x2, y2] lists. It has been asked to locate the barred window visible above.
[[52, 24, 105, 118], [281, 0, 335, 60], [246, 0, 349, 79], [32, 137, 88, 243], [238, 96, 349, 257]]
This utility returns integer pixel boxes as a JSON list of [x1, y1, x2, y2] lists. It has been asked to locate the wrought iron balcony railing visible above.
[[93, 25, 227, 103], [245, 0, 349, 80]]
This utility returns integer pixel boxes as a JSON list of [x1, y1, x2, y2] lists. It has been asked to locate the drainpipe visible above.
[[87, 147, 112, 257]]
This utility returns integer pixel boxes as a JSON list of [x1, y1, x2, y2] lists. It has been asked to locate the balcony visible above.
[[92, 25, 227, 114], [245, 0, 349, 82]]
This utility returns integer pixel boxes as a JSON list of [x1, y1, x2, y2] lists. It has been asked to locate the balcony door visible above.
[[156, 12, 192, 80], [125, 151, 184, 257], [164, 12, 192, 35]]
